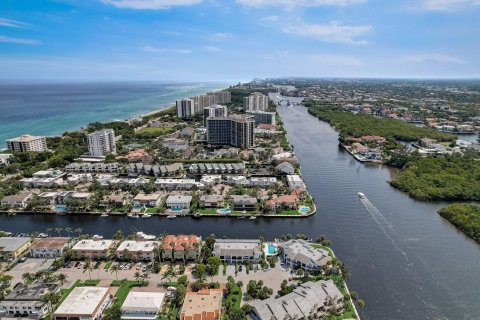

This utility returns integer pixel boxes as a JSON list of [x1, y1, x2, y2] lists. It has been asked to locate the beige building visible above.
[[116, 241, 157, 262], [161, 235, 201, 261], [1, 191, 32, 208], [53, 287, 112, 320], [180, 289, 223, 320], [71, 239, 114, 259], [29, 237, 70, 258], [6, 135, 47, 152]]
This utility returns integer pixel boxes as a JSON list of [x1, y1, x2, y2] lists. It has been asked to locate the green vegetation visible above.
[[277, 210, 301, 216], [307, 104, 456, 142], [390, 154, 480, 201], [439, 203, 480, 243], [136, 127, 174, 138], [110, 280, 146, 307], [103, 261, 113, 270], [224, 276, 245, 320]]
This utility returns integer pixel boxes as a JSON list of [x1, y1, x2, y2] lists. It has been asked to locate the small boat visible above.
[[100, 213, 109, 217], [357, 192, 366, 199], [127, 213, 140, 219], [141, 214, 152, 219], [249, 216, 257, 220], [237, 216, 246, 220], [193, 213, 202, 218], [166, 215, 177, 219]]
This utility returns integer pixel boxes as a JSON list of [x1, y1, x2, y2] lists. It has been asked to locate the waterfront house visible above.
[[161, 234, 201, 261], [265, 193, 298, 210], [38, 192, 59, 206], [0, 283, 60, 319], [155, 178, 203, 190], [212, 239, 262, 264], [280, 239, 331, 272], [1, 191, 32, 209], [101, 194, 127, 208], [29, 237, 70, 258], [276, 161, 295, 175], [231, 195, 257, 211], [249, 280, 344, 320], [180, 289, 223, 320], [116, 240, 157, 262], [71, 239, 115, 259], [53, 287, 112, 320], [132, 193, 164, 208], [250, 177, 277, 187], [165, 195, 192, 210], [286, 175, 306, 190], [199, 195, 225, 208], [121, 291, 165, 320], [116, 149, 153, 164], [0, 237, 33, 260]]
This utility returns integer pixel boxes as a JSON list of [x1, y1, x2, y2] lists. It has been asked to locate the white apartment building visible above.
[[286, 174, 307, 190], [6, 135, 47, 152], [121, 291, 165, 320], [116, 241, 157, 262], [53, 287, 112, 320], [71, 239, 114, 259], [87, 129, 116, 157], [203, 104, 228, 127], [243, 92, 269, 112], [176, 99, 195, 119], [165, 195, 192, 210], [0, 154, 13, 165]]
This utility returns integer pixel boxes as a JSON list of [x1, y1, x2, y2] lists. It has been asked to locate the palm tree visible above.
[[22, 272, 32, 284], [83, 260, 94, 280], [134, 271, 142, 282], [141, 272, 150, 284], [75, 228, 83, 238], [181, 243, 187, 263], [46, 228, 53, 237], [54, 227, 63, 237], [65, 227, 72, 237], [56, 273, 68, 287], [41, 292, 61, 313], [110, 264, 120, 281]]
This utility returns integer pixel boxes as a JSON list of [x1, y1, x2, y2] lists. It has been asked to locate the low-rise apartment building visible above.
[[116, 241, 157, 262], [53, 287, 112, 320], [180, 289, 223, 320], [280, 239, 331, 271], [29, 237, 70, 258], [286, 174, 306, 190], [165, 195, 192, 210], [231, 195, 257, 211], [71, 239, 115, 259], [0, 237, 33, 260], [1, 191, 32, 208], [121, 291, 165, 320], [161, 234, 201, 261], [212, 239, 262, 264], [132, 193, 164, 208]]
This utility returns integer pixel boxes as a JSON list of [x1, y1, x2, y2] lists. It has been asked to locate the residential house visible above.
[[276, 162, 295, 175], [161, 235, 201, 261], [71, 239, 115, 259], [116, 241, 157, 262], [53, 287, 112, 320], [0, 237, 33, 260], [280, 239, 331, 272], [212, 239, 262, 264], [231, 195, 257, 211], [29, 237, 70, 258], [165, 195, 192, 210], [132, 193, 164, 208], [1, 191, 32, 208], [121, 291, 165, 320], [180, 289, 223, 320], [199, 195, 224, 208]]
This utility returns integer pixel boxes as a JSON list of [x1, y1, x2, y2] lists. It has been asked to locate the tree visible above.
[[110, 264, 120, 281], [206, 256, 221, 276], [83, 260, 94, 280], [56, 273, 68, 287], [0, 273, 13, 299], [55, 227, 63, 237], [357, 299, 366, 308], [134, 271, 142, 282], [242, 304, 253, 315], [192, 264, 207, 281], [75, 228, 83, 238], [141, 272, 150, 284], [122, 249, 133, 262], [41, 292, 61, 313], [103, 305, 122, 320], [191, 279, 206, 292], [22, 272, 33, 284]]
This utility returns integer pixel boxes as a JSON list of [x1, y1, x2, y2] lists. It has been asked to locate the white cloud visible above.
[[0, 35, 40, 45], [211, 32, 234, 41], [282, 21, 371, 45], [402, 54, 466, 64], [0, 18, 30, 28], [260, 16, 280, 22], [236, 0, 366, 7], [100, 0, 202, 10], [143, 46, 191, 53], [203, 45, 220, 52], [423, 0, 480, 10]]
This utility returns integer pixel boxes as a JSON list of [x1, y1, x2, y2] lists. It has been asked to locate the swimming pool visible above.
[[169, 208, 184, 212], [298, 206, 310, 214], [53, 206, 67, 213], [267, 244, 277, 255], [217, 208, 231, 214]]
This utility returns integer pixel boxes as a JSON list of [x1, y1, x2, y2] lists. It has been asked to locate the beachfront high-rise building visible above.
[[6, 135, 48, 152], [209, 91, 231, 104], [176, 99, 195, 119], [247, 111, 276, 125], [87, 129, 116, 157], [203, 104, 228, 127], [206, 115, 255, 148], [243, 92, 269, 112]]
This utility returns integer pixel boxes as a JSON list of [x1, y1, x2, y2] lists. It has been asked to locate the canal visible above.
[[1, 105, 480, 319]]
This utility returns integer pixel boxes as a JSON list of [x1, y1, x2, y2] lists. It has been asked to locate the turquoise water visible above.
[[170, 208, 184, 212], [53, 206, 67, 212], [299, 206, 310, 214], [217, 208, 231, 213], [0, 81, 229, 145], [268, 244, 277, 254]]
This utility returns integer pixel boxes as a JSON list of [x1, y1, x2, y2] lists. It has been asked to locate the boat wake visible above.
[[358, 194, 410, 262]]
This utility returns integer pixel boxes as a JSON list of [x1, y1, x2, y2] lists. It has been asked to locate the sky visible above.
[[0, 0, 479, 81]]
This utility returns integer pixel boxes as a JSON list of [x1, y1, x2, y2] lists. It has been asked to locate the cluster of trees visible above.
[[307, 104, 456, 142], [439, 204, 480, 243], [224, 276, 247, 320], [390, 154, 480, 201], [246, 280, 273, 300]]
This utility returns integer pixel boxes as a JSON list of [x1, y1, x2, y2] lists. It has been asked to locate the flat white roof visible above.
[[121, 291, 165, 312], [72, 239, 113, 251], [54, 287, 110, 316], [116, 241, 156, 253]]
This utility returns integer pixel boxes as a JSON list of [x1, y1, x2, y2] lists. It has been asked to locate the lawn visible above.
[[104, 261, 113, 270], [111, 280, 146, 307], [196, 208, 218, 215], [311, 243, 334, 257], [231, 210, 256, 215], [277, 210, 301, 216], [145, 207, 158, 214], [136, 127, 173, 138]]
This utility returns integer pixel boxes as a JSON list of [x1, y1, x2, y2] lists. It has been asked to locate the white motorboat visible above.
[[127, 213, 140, 219], [141, 214, 152, 219], [249, 216, 257, 220], [166, 215, 177, 219], [100, 213, 109, 217], [357, 192, 366, 199]]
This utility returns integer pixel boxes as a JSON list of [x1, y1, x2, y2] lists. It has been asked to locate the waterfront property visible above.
[[212, 239, 262, 264], [231, 195, 257, 211], [0, 237, 33, 260], [71, 239, 115, 259], [132, 193, 164, 208], [87, 128, 117, 157], [199, 195, 225, 208], [121, 291, 165, 320], [116, 240, 157, 262], [6, 134, 47, 153], [165, 195, 192, 210], [161, 234, 201, 261], [53, 286, 112, 320], [180, 289, 223, 320], [0, 283, 60, 319], [280, 239, 331, 272], [286, 175, 307, 190], [29, 237, 70, 258], [1, 191, 33, 209], [249, 280, 344, 320]]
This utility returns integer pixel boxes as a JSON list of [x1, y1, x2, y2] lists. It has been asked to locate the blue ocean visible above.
[[0, 81, 229, 145]]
